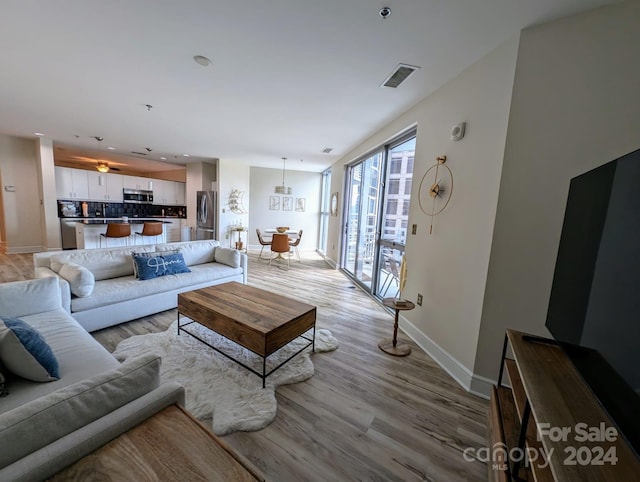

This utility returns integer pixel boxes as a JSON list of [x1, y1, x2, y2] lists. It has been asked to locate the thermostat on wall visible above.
[[451, 122, 466, 141]]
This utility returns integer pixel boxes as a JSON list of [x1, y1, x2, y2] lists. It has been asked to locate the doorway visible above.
[[341, 132, 415, 298]]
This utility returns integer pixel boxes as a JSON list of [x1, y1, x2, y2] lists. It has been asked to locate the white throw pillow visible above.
[[214, 247, 241, 268], [58, 262, 95, 297]]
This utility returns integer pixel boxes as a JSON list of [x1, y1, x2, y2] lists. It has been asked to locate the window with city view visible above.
[[342, 132, 415, 299]]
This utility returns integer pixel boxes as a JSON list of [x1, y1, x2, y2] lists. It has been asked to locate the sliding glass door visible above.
[[343, 151, 383, 288], [342, 131, 415, 298], [374, 136, 415, 298], [318, 169, 331, 255]]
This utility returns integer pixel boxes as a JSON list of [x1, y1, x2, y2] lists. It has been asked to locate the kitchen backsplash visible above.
[[58, 201, 186, 218]]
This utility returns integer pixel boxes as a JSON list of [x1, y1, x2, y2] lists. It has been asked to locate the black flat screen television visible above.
[[546, 147, 640, 458]]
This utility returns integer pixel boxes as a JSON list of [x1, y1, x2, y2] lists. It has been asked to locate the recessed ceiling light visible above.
[[160, 157, 167, 160], [33, 132, 44, 136], [182, 153, 190, 157], [193, 55, 212, 67], [107, 146, 116, 150]]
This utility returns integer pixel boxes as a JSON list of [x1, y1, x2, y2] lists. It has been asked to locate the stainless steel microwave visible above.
[[123, 189, 154, 204]]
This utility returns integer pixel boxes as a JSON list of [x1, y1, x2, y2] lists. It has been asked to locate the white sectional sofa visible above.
[[32, 240, 248, 332], [0, 277, 185, 481]]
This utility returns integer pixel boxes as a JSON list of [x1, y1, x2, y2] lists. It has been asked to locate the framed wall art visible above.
[[282, 196, 293, 211], [295, 197, 306, 212], [269, 196, 280, 210]]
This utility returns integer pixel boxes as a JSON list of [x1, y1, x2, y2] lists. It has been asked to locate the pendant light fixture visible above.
[[275, 157, 292, 194]]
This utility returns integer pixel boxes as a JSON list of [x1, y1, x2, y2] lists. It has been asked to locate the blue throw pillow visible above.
[[0, 316, 60, 382], [132, 253, 190, 280]]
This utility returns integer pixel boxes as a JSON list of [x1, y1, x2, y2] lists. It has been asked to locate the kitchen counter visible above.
[[72, 218, 186, 249], [61, 216, 183, 222], [79, 219, 172, 225]]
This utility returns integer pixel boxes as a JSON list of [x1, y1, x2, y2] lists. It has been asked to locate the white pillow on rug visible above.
[[58, 262, 95, 297], [214, 247, 241, 268]]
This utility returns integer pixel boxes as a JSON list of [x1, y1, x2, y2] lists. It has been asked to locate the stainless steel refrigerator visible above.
[[196, 191, 217, 240]]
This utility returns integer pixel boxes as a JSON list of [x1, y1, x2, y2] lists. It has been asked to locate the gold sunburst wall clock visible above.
[[418, 155, 453, 234]]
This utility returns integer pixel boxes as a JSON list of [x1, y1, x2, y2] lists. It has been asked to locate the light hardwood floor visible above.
[[0, 250, 488, 481]]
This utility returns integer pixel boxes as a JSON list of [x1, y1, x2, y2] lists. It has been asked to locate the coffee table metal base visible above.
[[177, 313, 315, 388]]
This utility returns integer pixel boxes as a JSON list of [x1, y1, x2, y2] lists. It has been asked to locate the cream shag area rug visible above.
[[113, 320, 338, 435]]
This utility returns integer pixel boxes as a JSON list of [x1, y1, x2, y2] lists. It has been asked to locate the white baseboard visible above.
[[323, 256, 338, 269], [399, 315, 492, 400], [6, 245, 44, 254]]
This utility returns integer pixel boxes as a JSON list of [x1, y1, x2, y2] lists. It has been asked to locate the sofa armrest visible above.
[[0, 382, 185, 482], [239, 252, 248, 284], [34, 267, 72, 313]]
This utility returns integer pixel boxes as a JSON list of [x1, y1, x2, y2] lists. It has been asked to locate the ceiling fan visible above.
[[70, 155, 122, 172]]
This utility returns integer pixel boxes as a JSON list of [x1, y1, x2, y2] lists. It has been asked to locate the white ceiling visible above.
[[0, 0, 618, 173]]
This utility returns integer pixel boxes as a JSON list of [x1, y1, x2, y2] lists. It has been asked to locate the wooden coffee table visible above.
[[51, 404, 264, 481], [177, 282, 316, 387]]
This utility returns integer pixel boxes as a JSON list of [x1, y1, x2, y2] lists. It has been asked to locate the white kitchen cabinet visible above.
[[123, 176, 153, 190], [55, 167, 89, 200], [175, 182, 186, 205], [106, 173, 124, 202], [154, 179, 170, 205], [87, 172, 124, 202], [155, 180, 186, 205]]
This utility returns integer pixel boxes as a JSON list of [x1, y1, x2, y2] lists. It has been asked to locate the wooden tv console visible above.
[[488, 329, 640, 481]]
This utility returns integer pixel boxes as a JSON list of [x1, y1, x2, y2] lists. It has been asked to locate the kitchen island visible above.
[[73, 218, 183, 249]]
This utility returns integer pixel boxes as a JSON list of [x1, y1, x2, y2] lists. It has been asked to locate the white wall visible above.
[[474, 1, 640, 384], [218, 160, 250, 247], [36, 138, 62, 250], [327, 37, 520, 387], [248, 167, 322, 251]]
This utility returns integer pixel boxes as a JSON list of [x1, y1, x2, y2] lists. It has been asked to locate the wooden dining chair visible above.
[[256, 228, 272, 260], [288, 229, 303, 262], [269, 233, 290, 268]]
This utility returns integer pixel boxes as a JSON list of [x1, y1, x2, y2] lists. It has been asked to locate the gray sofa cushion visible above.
[[0, 370, 7, 398], [156, 240, 219, 266], [50, 246, 155, 281], [0, 309, 119, 412], [0, 353, 161, 468], [0, 277, 61, 318], [70, 263, 243, 313]]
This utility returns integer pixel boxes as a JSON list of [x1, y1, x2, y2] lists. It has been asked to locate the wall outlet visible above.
[[411, 224, 417, 235], [417, 294, 423, 306]]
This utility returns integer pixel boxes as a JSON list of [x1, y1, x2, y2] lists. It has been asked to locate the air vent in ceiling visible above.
[[381, 63, 421, 88], [321, 147, 333, 154], [131, 151, 148, 156]]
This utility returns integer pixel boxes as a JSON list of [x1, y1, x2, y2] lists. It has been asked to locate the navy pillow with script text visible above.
[[132, 253, 190, 280]]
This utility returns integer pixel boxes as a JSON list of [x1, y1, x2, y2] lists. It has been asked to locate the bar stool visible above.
[[100, 223, 131, 248], [135, 222, 163, 245]]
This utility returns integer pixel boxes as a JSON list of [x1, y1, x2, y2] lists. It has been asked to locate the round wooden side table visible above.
[[379, 298, 415, 357]]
